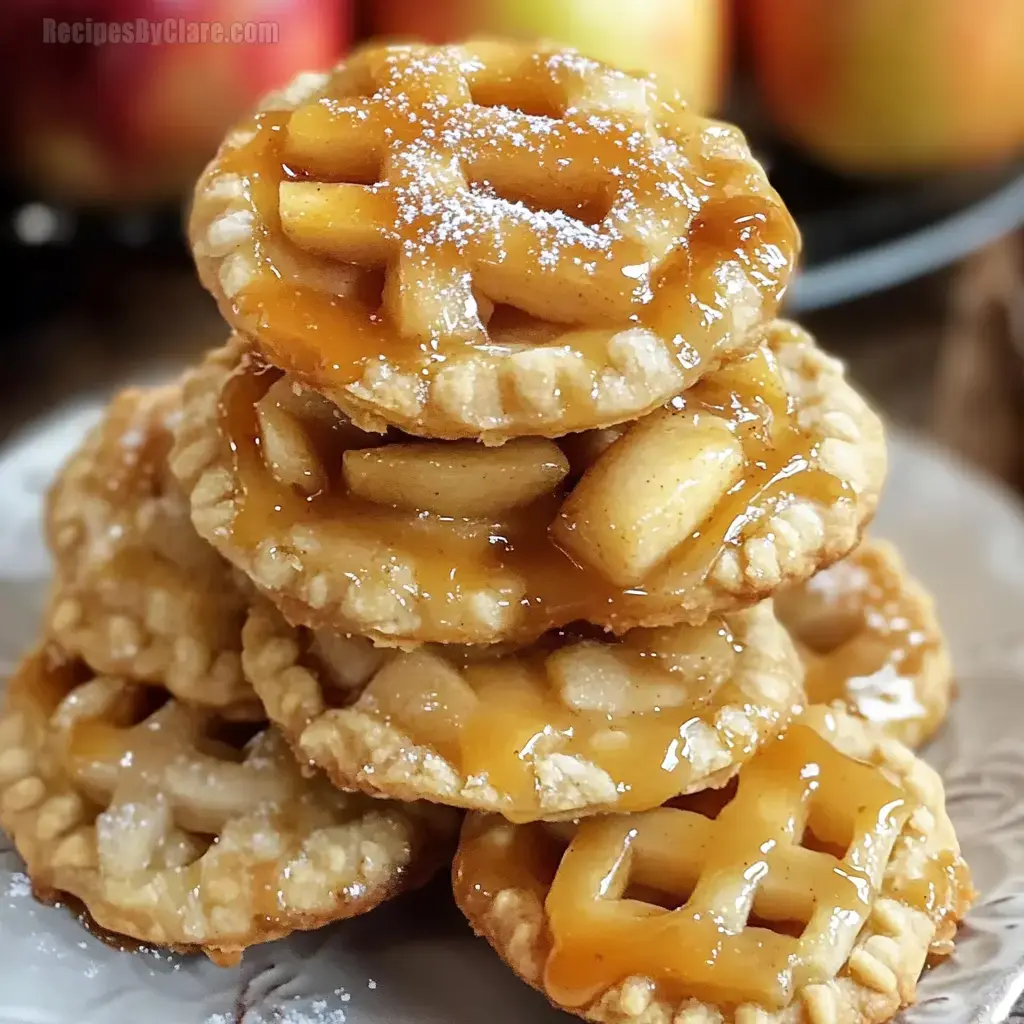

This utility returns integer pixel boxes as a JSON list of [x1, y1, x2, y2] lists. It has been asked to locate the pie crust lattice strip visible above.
[[241, 597, 804, 820], [0, 646, 458, 965], [454, 706, 973, 1024], [190, 39, 799, 441], [172, 320, 885, 646]]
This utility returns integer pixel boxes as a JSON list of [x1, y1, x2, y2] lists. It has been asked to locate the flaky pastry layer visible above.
[[0, 646, 457, 964], [242, 598, 804, 820], [190, 40, 798, 442], [173, 321, 885, 646], [46, 385, 257, 717], [453, 706, 973, 1024], [777, 539, 952, 749]]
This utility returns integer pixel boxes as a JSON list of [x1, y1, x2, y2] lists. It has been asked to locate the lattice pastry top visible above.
[[190, 39, 798, 441], [454, 706, 973, 1024], [0, 646, 457, 964], [777, 539, 951, 750]]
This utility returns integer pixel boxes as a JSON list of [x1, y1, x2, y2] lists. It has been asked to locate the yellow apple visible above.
[[371, 0, 728, 114], [748, 0, 1024, 174]]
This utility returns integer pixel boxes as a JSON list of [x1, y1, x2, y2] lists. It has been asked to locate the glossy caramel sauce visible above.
[[455, 815, 567, 908], [776, 543, 942, 731], [456, 724, 951, 1011], [357, 614, 771, 820], [205, 44, 797, 417], [218, 335, 847, 640]]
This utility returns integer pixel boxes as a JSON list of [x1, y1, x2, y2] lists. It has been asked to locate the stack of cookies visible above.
[[0, 40, 973, 1024]]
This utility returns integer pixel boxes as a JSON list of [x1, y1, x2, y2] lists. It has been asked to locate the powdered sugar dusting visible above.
[[543, 48, 604, 80], [198, 38, 796, 433], [281, 41, 729, 321], [6, 872, 30, 898], [239, 996, 348, 1024]]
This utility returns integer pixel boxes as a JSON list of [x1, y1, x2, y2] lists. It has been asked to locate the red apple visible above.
[[747, 0, 1024, 175], [1, 0, 350, 204], [371, 0, 728, 114]]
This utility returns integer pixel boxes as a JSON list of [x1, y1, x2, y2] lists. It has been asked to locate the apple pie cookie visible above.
[[453, 705, 973, 1024], [45, 385, 257, 718], [242, 597, 803, 820], [173, 321, 884, 646], [189, 39, 798, 442], [0, 645, 458, 966], [776, 539, 951, 748]]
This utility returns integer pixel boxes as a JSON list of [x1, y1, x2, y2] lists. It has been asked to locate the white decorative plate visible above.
[[0, 405, 1022, 1024]]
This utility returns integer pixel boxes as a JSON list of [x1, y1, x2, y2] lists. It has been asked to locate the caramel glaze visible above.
[[356, 612, 783, 821], [776, 542, 946, 733], [205, 44, 797, 431], [219, 339, 848, 641], [455, 724, 961, 1013]]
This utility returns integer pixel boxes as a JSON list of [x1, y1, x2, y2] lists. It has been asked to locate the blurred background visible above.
[[0, 0, 1022, 489]]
